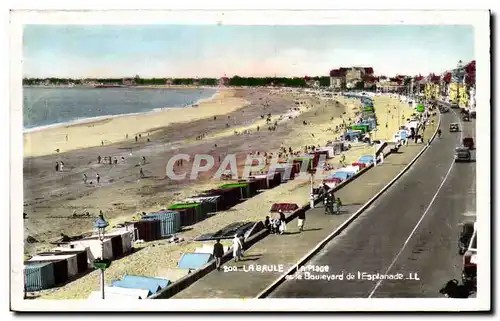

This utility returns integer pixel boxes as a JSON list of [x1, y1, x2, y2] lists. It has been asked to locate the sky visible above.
[[22, 25, 474, 78]]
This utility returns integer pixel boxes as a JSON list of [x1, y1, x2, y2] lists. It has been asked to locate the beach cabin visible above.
[[342, 165, 361, 174], [29, 253, 79, 278], [248, 176, 270, 191], [105, 229, 134, 255], [50, 247, 90, 273], [270, 163, 297, 181], [194, 243, 230, 255], [351, 124, 370, 133], [177, 253, 213, 271], [183, 196, 220, 216], [358, 155, 376, 165], [134, 219, 162, 242], [200, 187, 242, 210], [343, 130, 363, 141], [87, 291, 142, 300], [220, 182, 254, 199], [331, 171, 353, 181], [82, 234, 125, 259], [169, 202, 205, 224], [24, 262, 56, 291], [142, 211, 181, 238], [157, 269, 191, 283], [316, 146, 335, 159], [122, 275, 170, 290], [71, 238, 114, 262], [111, 279, 161, 296], [351, 162, 367, 169], [105, 286, 150, 299], [270, 203, 299, 213]]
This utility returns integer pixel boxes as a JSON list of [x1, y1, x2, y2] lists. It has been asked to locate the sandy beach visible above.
[[23, 88, 419, 299], [24, 89, 248, 158]]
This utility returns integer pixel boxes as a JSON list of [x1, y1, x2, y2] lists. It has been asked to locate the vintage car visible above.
[[463, 137, 475, 150], [462, 223, 477, 288], [462, 114, 470, 122], [459, 222, 475, 255], [455, 147, 472, 162], [449, 123, 460, 132], [471, 111, 476, 119]]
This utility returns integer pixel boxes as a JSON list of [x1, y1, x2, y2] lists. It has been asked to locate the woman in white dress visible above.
[[232, 234, 243, 262]]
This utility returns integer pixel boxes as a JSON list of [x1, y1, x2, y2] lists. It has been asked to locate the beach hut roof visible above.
[[168, 203, 201, 210], [183, 196, 221, 203]]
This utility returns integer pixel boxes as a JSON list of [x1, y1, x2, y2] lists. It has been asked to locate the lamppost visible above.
[[94, 213, 110, 300], [309, 167, 316, 209]]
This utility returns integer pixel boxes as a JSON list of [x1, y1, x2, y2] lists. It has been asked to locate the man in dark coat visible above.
[[213, 240, 224, 271]]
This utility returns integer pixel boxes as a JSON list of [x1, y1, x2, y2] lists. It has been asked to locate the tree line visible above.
[[23, 76, 331, 87]]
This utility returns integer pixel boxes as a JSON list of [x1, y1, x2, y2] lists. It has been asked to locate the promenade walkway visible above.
[[173, 141, 427, 299]]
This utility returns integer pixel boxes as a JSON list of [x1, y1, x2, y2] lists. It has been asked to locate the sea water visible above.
[[23, 87, 217, 131]]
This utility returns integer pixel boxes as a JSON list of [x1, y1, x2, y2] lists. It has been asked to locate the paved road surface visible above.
[[269, 109, 477, 298]]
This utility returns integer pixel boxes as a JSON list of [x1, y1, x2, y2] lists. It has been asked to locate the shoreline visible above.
[[23, 88, 219, 134], [23, 88, 248, 158]]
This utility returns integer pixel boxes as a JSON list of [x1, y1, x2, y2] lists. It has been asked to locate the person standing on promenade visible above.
[[55, 162, 59, 172], [96, 173, 100, 184], [297, 210, 306, 232], [213, 239, 224, 271], [264, 216, 271, 232], [279, 209, 287, 235], [97, 155, 101, 164], [232, 234, 243, 262]]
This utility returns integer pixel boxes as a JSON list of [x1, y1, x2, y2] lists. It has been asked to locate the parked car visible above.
[[462, 223, 477, 289], [462, 114, 470, 122], [449, 123, 460, 132], [471, 111, 476, 119], [458, 222, 474, 255], [463, 137, 475, 150], [455, 147, 472, 162]]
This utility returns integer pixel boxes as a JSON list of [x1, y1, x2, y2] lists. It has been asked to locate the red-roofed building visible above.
[[329, 68, 348, 90], [363, 67, 374, 75]]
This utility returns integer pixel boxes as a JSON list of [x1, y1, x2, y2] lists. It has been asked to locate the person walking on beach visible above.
[[232, 234, 243, 262], [59, 161, 64, 171], [66, 134, 68, 142], [55, 162, 59, 172], [97, 155, 101, 164], [135, 135, 138, 142], [142, 156, 146, 165], [140, 168, 145, 178], [213, 239, 224, 271], [83, 174, 87, 184], [126, 134, 128, 139], [96, 173, 100, 184]]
